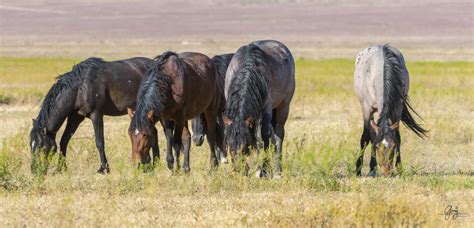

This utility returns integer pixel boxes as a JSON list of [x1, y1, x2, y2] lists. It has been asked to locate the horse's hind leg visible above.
[[172, 120, 185, 172], [91, 112, 109, 174], [395, 131, 402, 175], [182, 122, 191, 173], [163, 120, 175, 171], [216, 115, 227, 163], [272, 105, 290, 177], [58, 113, 85, 171], [356, 123, 370, 176], [204, 111, 218, 169]]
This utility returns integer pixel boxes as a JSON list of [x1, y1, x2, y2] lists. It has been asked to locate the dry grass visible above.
[[0, 57, 473, 226]]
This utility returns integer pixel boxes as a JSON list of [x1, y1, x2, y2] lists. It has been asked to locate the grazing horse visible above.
[[30, 57, 156, 174], [191, 53, 234, 163], [128, 51, 220, 172], [354, 44, 428, 177], [223, 40, 295, 177]]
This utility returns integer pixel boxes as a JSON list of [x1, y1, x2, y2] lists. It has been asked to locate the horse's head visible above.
[[30, 119, 57, 155], [191, 117, 205, 146], [128, 108, 155, 166], [223, 115, 255, 161], [371, 119, 400, 177]]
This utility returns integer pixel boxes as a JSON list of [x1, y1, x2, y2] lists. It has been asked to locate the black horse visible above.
[[128, 51, 221, 173], [354, 44, 428, 176], [191, 53, 234, 164], [30, 57, 155, 174], [223, 40, 295, 177]]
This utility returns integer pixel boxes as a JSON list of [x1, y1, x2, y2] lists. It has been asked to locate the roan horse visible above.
[[223, 40, 295, 177], [191, 53, 234, 164], [128, 51, 220, 172], [354, 44, 428, 177], [30, 57, 156, 174]]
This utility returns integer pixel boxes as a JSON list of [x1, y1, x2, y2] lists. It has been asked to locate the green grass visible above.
[[0, 57, 473, 226]]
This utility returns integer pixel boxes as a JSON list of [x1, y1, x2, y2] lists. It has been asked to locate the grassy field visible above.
[[0, 57, 473, 226]]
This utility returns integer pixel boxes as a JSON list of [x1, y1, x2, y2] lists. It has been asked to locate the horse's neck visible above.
[[38, 104, 72, 133]]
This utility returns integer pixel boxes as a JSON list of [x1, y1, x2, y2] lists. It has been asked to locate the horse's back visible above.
[[252, 40, 295, 107], [225, 40, 295, 105], [354, 45, 409, 119], [165, 52, 218, 119]]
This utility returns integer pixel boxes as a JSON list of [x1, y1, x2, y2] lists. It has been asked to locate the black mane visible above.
[[224, 45, 268, 150], [35, 57, 104, 131], [379, 44, 427, 142], [131, 52, 178, 132]]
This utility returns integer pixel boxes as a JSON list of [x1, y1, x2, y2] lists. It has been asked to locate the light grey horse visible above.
[[354, 44, 427, 177]]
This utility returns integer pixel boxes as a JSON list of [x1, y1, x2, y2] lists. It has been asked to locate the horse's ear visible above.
[[32, 119, 36, 124], [390, 121, 400, 130], [370, 119, 379, 135], [244, 117, 254, 128], [223, 115, 232, 127], [127, 107, 134, 119], [147, 110, 154, 122]]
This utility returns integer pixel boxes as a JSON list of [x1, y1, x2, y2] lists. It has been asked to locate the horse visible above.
[[223, 40, 295, 177], [191, 53, 234, 164], [354, 44, 428, 177], [128, 51, 220, 173], [30, 57, 157, 174]]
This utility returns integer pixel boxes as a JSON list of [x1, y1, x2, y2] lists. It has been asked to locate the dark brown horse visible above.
[[30, 57, 156, 174], [128, 51, 220, 172], [223, 40, 295, 177], [191, 53, 234, 164]]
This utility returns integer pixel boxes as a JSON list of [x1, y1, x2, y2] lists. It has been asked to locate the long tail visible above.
[[401, 97, 428, 139]]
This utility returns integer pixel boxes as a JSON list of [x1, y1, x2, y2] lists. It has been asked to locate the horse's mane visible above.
[[35, 57, 104, 130], [379, 44, 427, 141], [224, 45, 268, 150], [132, 52, 178, 132]]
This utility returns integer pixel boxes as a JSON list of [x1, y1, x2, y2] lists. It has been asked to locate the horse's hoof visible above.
[[273, 173, 283, 180], [220, 157, 228, 164], [183, 167, 191, 174], [367, 171, 376, 177], [256, 169, 268, 179], [97, 164, 110, 174]]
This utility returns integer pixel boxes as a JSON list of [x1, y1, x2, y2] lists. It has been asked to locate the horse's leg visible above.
[[151, 126, 160, 167], [91, 112, 109, 174], [182, 122, 191, 173], [256, 103, 273, 178], [204, 111, 218, 169], [172, 120, 185, 171], [58, 113, 85, 171], [356, 123, 370, 176], [272, 105, 290, 176], [216, 115, 227, 164], [368, 144, 377, 177], [162, 120, 175, 171], [395, 130, 402, 175]]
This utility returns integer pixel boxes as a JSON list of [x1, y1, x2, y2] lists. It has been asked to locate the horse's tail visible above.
[[401, 98, 429, 139]]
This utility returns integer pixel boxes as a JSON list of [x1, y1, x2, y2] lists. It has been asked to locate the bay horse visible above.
[[223, 40, 295, 177], [354, 44, 428, 177], [191, 53, 234, 164], [128, 51, 220, 173], [30, 57, 157, 174]]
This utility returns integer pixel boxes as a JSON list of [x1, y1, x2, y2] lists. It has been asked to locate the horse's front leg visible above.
[[58, 113, 85, 172], [151, 126, 160, 167], [162, 120, 174, 171], [91, 112, 109, 174]]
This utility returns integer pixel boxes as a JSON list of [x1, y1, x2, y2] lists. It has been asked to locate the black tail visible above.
[[401, 98, 428, 139]]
